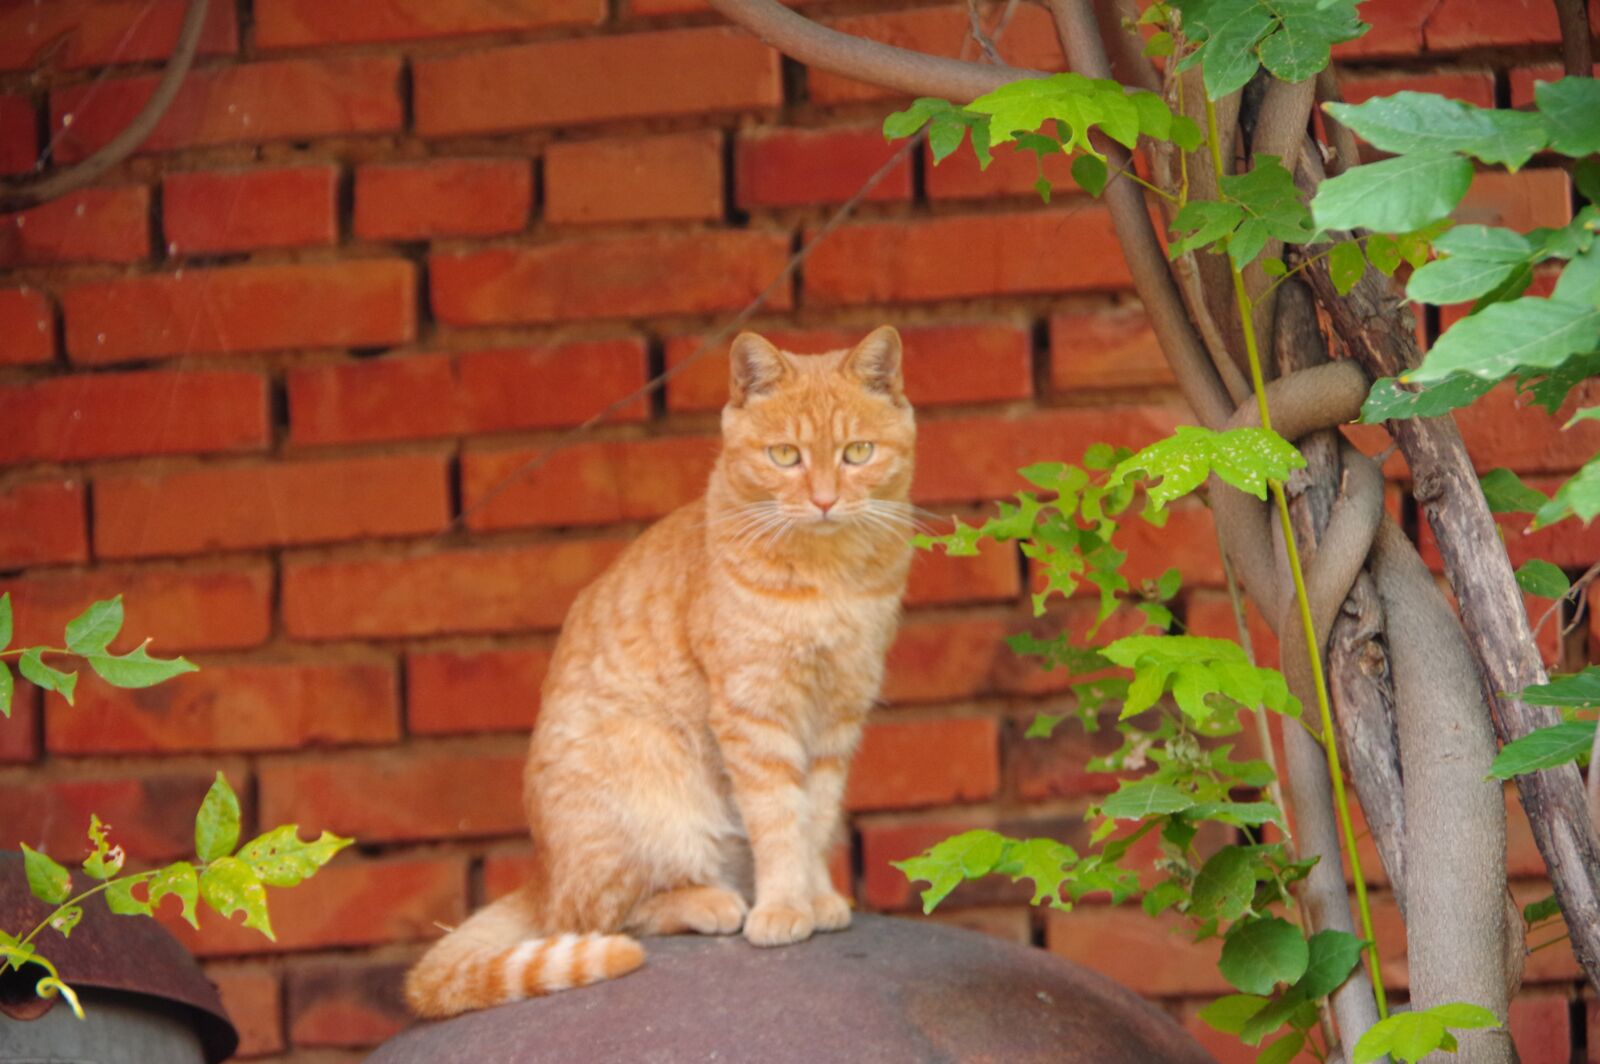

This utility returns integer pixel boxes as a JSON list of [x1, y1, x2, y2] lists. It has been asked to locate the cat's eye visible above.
[[842, 441, 875, 465], [768, 444, 802, 467]]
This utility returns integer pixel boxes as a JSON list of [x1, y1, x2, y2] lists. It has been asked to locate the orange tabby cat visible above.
[[405, 326, 916, 1018]]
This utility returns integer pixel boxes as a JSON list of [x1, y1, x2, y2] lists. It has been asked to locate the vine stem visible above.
[[1204, 93, 1390, 1024]]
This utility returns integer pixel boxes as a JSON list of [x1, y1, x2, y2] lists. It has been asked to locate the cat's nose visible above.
[[812, 496, 837, 515]]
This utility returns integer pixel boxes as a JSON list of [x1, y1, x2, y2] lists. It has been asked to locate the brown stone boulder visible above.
[[368, 913, 1217, 1063]]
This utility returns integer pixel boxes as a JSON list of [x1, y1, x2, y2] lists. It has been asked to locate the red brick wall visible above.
[[1, 1, 1597, 1061]]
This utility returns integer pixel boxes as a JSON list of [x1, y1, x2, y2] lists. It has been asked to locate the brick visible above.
[[256, 0, 602, 47], [0, 765, 237, 863], [482, 847, 538, 901], [0, 186, 148, 266], [354, 159, 531, 241], [548, 132, 723, 224], [164, 855, 466, 958], [1335, 68, 1495, 108], [283, 540, 628, 639], [1178, 1000, 1256, 1064], [1330, 0, 1427, 59], [1185, 591, 1279, 664], [664, 322, 1033, 413], [164, 166, 338, 254], [925, 140, 1078, 201], [1454, 381, 1600, 474], [809, 5, 1065, 104], [881, 617, 1010, 704], [1046, 906, 1229, 995], [904, 540, 1020, 607], [259, 748, 526, 843], [914, 406, 1182, 503], [1509, 991, 1572, 1064], [735, 125, 910, 209], [287, 340, 648, 446], [0, 0, 237, 72], [1118, 504, 1224, 587], [63, 260, 416, 363], [414, 28, 780, 136], [806, 209, 1132, 306], [50, 58, 402, 164], [845, 716, 1000, 811], [1423, 0, 1562, 50], [208, 966, 285, 1059], [0, 286, 54, 364], [0, 96, 37, 175], [432, 230, 790, 326], [0, 563, 272, 652], [286, 957, 409, 1048], [461, 435, 716, 530], [0, 369, 267, 464], [95, 454, 450, 558], [1012, 714, 1136, 802], [0, 687, 39, 763], [1051, 305, 1173, 392], [46, 662, 399, 755], [0, 479, 87, 567], [407, 645, 550, 734], [1455, 169, 1572, 234]]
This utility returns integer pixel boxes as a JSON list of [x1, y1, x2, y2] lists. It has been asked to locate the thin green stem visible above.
[[1112, 165, 1181, 204], [1204, 93, 1389, 1023], [1528, 933, 1571, 954], [1258, 234, 1374, 303]]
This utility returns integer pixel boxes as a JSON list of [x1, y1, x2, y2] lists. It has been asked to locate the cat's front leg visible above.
[[711, 694, 817, 948], [802, 719, 863, 932]]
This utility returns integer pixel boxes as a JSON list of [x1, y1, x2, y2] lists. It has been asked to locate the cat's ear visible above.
[[844, 325, 904, 397], [728, 332, 790, 406]]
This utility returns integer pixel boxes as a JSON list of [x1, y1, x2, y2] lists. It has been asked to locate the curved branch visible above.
[[707, 0, 1039, 100], [0, 0, 209, 212]]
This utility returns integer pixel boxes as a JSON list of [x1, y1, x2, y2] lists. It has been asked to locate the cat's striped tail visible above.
[[404, 889, 645, 1019]]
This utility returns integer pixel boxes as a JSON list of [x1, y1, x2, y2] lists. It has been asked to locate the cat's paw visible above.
[[811, 890, 852, 932], [745, 901, 815, 947], [683, 887, 748, 935]]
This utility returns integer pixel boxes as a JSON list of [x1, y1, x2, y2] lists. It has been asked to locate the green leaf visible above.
[[0, 591, 11, 649], [1294, 929, 1364, 999], [1522, 352, 1600, 414], [1190, 846, 1260, 923], [148, 862, 200, 928], [1425, 1003, 1499, 1029], [1198, 994, 1270, 1035], [1025, 712, 1067, 739], [882, 98, 992, 167], [1522, 893, 1561, 924], [1535, 77, 1600, 157], [19, 649, 76, 706], [1219, 916, 1310, 995], [1324, 92, 1549, 170], [894, 829, 1007, 914], [1515, 559, 1571, 599], [1361, 373, 1495, 422], [1488, 720, 1596, 779], [106, 878, 154, 917], [1113, 425, 1306, 508], [1576, 159, 1600, 206], [994, 836, 1079, 908], [47, 905, 83, 939], [1365, 232, 1402, 274], [1171, 158, 1316, 268], [82, 814, 125, 880], [1176, 0, 1366, 99], [1072, 153, 1109, 197], [1352, 1004, 1500, 1064], [1256, 1031, 1305, 1064], [199, 856, 275, 941], [1406, 225, 1534, 304], [22, 844, 72, 905], [1101, 779, 1195, 819], [1155, 567, 1183, 601], [237, 825, 352, 888], [1328, 240, 1366, 294], [64, 596, 123, 655], [1480, 468, 1550, 514], [1532, 456, 1600, 528], [1518, 666, 1600, 709], [1104, 634, 1300, 723], [1184, 800, 1286, 828], [967, 74, 1163, 155], [1143, 30, 1175, 57], [1411, 297, 1600, 384], [85, 641, 197, 689], [1551, 241, 1600, 305], [195, 772, 241, 862], [1311, 152, 1474, 233], [0, 661, 11, 720]]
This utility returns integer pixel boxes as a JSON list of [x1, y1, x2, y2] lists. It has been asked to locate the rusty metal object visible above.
[[0, 852, 237, 1063], [369, 913, 1217, 1063]]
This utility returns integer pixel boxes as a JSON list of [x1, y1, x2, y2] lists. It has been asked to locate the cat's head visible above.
[[715, 326, 915, 533]]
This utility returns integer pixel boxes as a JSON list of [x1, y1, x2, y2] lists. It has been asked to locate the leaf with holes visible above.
[[199, 856, 275, 940], [237, 825, 352, 888], [1488, 721, 1596, 779], [1218, 916, 1309, 995], [149, 861, 200, 928], [1312, 152, 1473, 234], [1112, 426, 1305, 509], [85, 641, 197, 690], [83, 815, 125, 880]]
